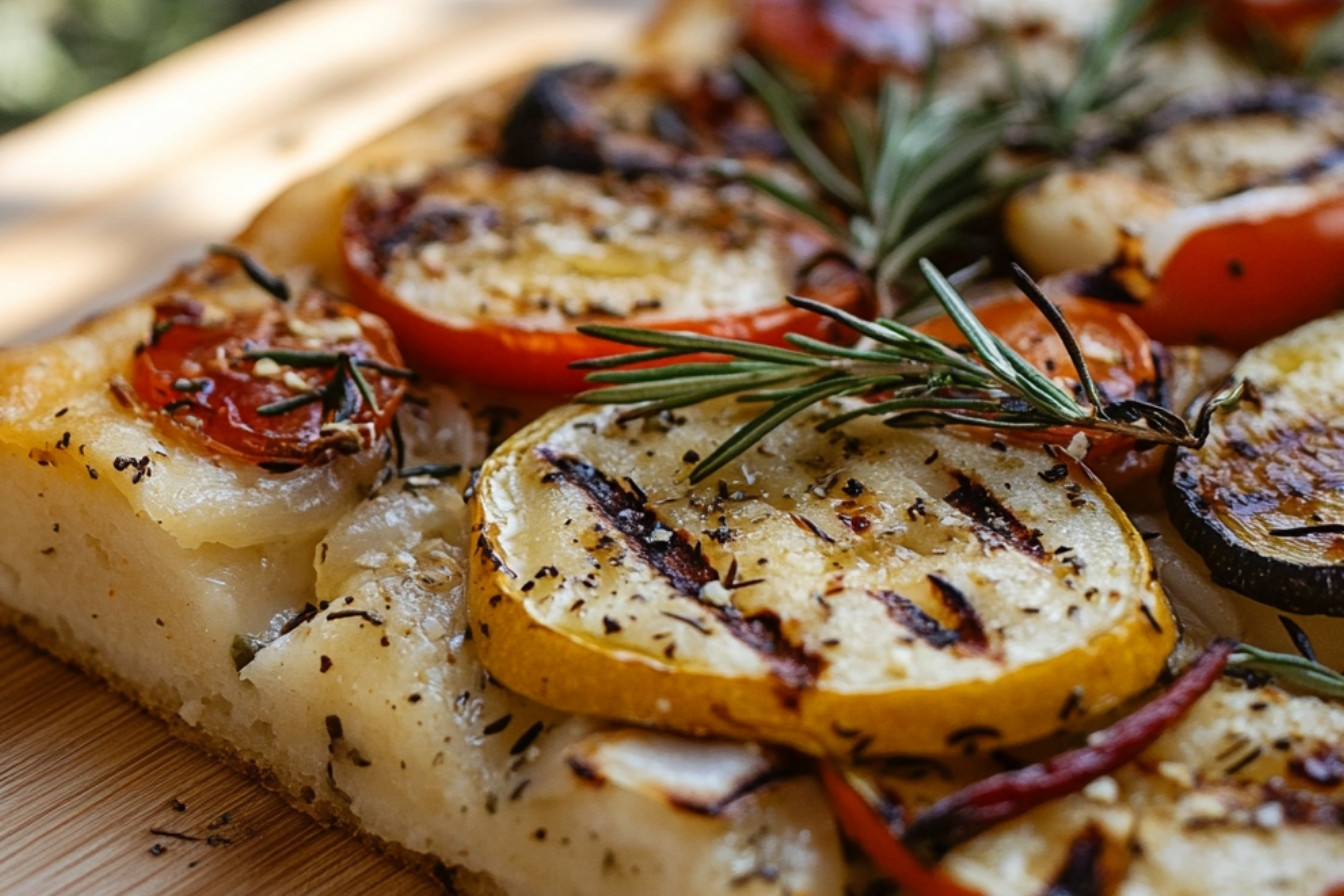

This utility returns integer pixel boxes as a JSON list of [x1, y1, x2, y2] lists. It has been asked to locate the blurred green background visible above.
[[0, 0, 288, 134]]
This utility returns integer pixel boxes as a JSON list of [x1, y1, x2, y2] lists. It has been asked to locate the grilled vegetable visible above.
[[1167, 310, 1344, 616], [1005, 80, 1344, 350], [341, 162, 869, 394], [132, 251, 410, 470], [839, 672, 1344, 896], [469, 397, 1175, 756]]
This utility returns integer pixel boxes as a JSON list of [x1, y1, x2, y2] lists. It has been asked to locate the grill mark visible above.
[[1043, 824, 1110, 896], [869, 590, 960, 649], [538, 448, 822, 690], [944, 472, 1046, 560], [539, 447, 717, 596], [927, 575, 991, 655]]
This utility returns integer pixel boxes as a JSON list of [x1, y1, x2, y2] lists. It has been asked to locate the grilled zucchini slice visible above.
[[469, 399, 1175, 756], [1167, 311, 1344, 616]]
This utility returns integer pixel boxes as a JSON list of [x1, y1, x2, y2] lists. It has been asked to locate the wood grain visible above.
[[0, 0, 654, 347], [0, 630, 436, 894]]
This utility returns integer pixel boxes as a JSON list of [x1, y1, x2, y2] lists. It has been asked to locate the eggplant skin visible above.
[[1164, 313, 1344, 617]]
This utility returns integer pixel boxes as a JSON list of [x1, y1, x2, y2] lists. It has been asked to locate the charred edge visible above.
[[499, 62, 618, 175], [927, 575, 992, 655], [944, 472, 1045, 560], [741, 610, 825, 694], [567, 755, 607, 786], [539, 448, 823, 691], [869, 589, 960, 650], [670, 762, 800, 818], [476, 532, 518, 579], [1043, 824, 1111, 896]]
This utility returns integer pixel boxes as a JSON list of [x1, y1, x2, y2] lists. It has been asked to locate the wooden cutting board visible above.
[[0, 1, 652, 891]]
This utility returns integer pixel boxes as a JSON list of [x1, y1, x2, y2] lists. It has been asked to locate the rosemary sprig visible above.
[[731, 54, 1011, 314], [998, 0, 1193, 156], [1229, 642, 1344, 700], [575, 259, 1241, 483]]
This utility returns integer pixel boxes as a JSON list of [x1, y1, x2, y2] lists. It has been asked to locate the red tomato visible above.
[[739, 0, 976, 90], [1122, 190, 1344, 351], [340, 178, 873, 396], [819, 763, 984, 896], [344, 252, 870, 395], [133, 281, 409, 469], [1201, 0, 1343, 57], [916, 293, 1163, 488]]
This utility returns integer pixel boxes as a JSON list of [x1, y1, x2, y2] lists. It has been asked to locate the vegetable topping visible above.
[[132, 250, 411, 469]]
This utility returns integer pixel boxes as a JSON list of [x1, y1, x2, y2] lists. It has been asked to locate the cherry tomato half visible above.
[[341, 167, 873, 395], [133, 266, 409, 469], [1120, 188, 1344, 351], [917, 293, 1163, 488]]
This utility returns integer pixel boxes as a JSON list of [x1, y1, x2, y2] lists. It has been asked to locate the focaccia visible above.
[[4, 0, 1344, 893]]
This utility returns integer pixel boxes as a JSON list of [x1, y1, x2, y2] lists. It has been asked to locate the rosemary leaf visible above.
[[576, 368, 804, 406], [1230, 643, 1344, 700], [1010, 263, 1108, 413], [734, 171, 848, 243], [575, 324, 820, 366], [819, 395, 1013, 432], [258, 391, 321, 417], [918, 260, 1028, 388], [583, 360, 787, 385], [689, 376, 859, 482], [346, 354, 383, 417], [733, 54, 865, 209], [209, 244, 290, 302]]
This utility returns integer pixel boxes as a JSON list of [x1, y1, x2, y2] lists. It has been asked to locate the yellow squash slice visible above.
[[469, 399, 1176, 756]]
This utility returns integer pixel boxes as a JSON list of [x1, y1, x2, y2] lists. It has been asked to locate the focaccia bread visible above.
[[5, 0, 1344, 893], [0, 253, 844, 896]]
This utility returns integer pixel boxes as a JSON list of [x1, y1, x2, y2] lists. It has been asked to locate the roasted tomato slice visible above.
[[916, 292, 1163, 487], [341, 163, 872, 395], [133, 258, 410, 469], [1110, 185, 1344, 351], [739, 0, 977, 90]]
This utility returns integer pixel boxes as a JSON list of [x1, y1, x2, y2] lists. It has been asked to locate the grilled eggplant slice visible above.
[[850, 677, 1344, 896], [469, 398, 1175, 757], [1167, 311, 1344, 617]]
